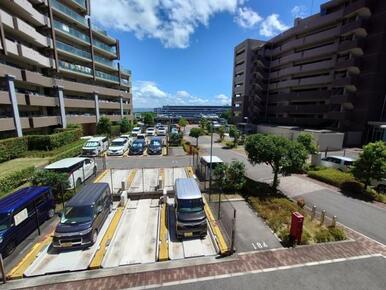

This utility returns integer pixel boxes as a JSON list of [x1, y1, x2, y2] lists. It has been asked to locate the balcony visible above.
[[269, 104, 330, 114], [92, 25, 117, 45], [94, 55, 115, 68], [6, 0, 48, 27], [58, 60, 93, 77], [121, 78, 130, 87], [326, 111, 347, 120], [105, 115, 122, 122], [93, 39, 116, 57], [51, 0, 88, 27], [67, 115, 96, 124], [333, 75, 358, 88], [343, 0, 371, 18], [64, 97, 95, 108], [338, 39, 365, 54], [95, 70, 119, 83], [28, 93, 57, 107], [32, 116, 61, 128], [335, 57, 362, 71], [56, 40, 91, 60], [341, 18, 367, 36], [330, 94, 356, 105], [61, 0, 86, 10], [268, 91, 330, 103], [121, 68, 131, 76], [0, 91, 26, 105], [99, 101, 121, 110], [54, 20, 90, 44]]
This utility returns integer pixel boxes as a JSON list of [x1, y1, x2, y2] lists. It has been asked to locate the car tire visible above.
[[92, 230, 98, 245], [48, 208, 55, 219], [93, 166, 97, 176], [4, 240, 16, 257]]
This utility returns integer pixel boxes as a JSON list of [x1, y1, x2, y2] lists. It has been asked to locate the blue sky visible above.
[[91, 0, 325, 108]]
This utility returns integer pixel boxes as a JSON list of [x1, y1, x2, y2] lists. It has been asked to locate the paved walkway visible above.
[[11, 227, 385, 290]]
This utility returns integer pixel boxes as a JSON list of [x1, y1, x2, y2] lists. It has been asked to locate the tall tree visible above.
[[143, 112, 155, 126], [352, 141, 386, 189], [96, 116, 112, 136], [220, 109, 232, 123], [199, 118, 208, 131], [120, 117, 132, 133], [178, 118, 188, 132], [245, 134, 308, 190], [189, 127, 204, 148], [229, 126, 240, 147], [218, 126, 225, 142], [296, 133, 318, 154], [213, 161, 246, 193]]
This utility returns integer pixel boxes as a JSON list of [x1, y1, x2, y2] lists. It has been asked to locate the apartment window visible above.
[[235, 94, 241, 98], [235, 104, 240, 108]]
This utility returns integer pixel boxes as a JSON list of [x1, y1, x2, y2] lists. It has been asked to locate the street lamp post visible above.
[[208, 121, 214, 202]]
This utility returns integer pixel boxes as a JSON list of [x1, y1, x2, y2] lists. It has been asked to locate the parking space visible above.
[[128, 168, 161, 193], [163, 167, 188, 191]]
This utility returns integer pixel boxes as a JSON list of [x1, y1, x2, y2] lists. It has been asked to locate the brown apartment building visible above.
[[232, 0, 386, 145], [0, 0, 132, 137]]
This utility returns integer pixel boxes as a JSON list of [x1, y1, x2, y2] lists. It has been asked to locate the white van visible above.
[[320, 156, 355, 171], [82, 136, 108, 156], [45, 157, 97, 189]]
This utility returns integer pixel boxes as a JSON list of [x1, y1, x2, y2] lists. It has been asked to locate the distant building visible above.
[[154, 105, 231, 121], [232, 0, 386, 145]]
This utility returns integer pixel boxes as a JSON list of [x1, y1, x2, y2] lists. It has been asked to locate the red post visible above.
[[290, 212, 304, 244]]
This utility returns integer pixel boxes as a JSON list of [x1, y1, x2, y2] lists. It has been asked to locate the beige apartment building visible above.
[[0, 0, 132, 137]]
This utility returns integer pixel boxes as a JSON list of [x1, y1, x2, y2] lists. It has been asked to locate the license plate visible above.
[[184, 232, 193, 237], [61, 242, 72, 247]]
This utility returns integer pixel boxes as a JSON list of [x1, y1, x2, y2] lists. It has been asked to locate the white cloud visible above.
[[259, 14, 290, 37], [133, 81, 229, 108], [91, 0, 243, 49], [234, 7, 262, 28], [291, 5, 308, 19]]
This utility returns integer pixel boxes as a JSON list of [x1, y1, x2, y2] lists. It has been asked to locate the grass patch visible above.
[[244, 179, 346, 246], [307, 168, 354, 187], [0, 158, 49, 178]]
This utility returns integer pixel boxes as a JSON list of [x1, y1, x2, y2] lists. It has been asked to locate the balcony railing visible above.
[[94, 54, 115, 67], [93, 39, 116, 54], [121, 68, 131, 75], [72, 0, 86, 8], [95, 70, 119, 82], [51, 0, 88, 26], [54, 20, 90, 43], [59, 60, 92, 75], [56, 40, 91, 59]]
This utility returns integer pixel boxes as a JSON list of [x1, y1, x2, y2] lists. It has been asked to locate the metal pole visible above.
[[209, 122, 214, 202], [110, 169, 113, 193], [34, 201, 41, 236], [142, 168, 145, 193], [231, 209, 236, 253], [0, 254, 6, 284], [61, 183, 65, 210], [217, 188, 221, 220]]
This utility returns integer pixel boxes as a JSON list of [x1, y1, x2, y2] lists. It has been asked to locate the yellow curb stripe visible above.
[[7, 232, 53, 280], [158, 203, 169, 261], [88, 207, 124, 269], [203, 197, 229, 255], [162, 147, 167, 156], [185, 167, 194, 178], [94, 170, 108, 183], [127, 170, 137, 189]]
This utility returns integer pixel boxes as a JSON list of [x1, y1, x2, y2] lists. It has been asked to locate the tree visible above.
[[229, 126, 240, 147], [297, 133, 318, 155], [218, 126, 225, 142], [352, 141, 386, 189], [31, 169, 70, 196], [245, 134, 308, 190], [213, 161, 246, 193], [143, 112, 155, 126], [169, 132, 182, 146], [189, 127, 204, 148], [120, 117, 132, 133], [178, 118, 188, 132], [220, 109, 232, 124], [96, 116, 112, 136], [199, 118, 208, 131]]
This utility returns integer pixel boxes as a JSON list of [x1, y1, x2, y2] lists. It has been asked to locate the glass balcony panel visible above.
[[51, 0, 88, 26], [95, 70, 119, 82], [56, 40, 91, 59], [93, 39, 116, 54], [73, 0, 86, 8], [59, 60, 93, 75], [94, 55, 115, 67], [54, 20, 90, 43]]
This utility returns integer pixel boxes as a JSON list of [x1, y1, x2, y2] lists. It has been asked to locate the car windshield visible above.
[[147, 128, 154, 131], [132, 142, 143, 148], [0, 213, 10, 231], [111, 141, 125, 147], [61, 206, 93, 224], [150, 140, 161, 146], [84, 141, 99, 148], [177, 198, 204, 213]]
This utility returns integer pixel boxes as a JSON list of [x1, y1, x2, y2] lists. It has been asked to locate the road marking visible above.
[[252, 243, 257, 250], [7, 231, 54, 280], [94, 170, 108, 183], [158, 203, 169, 261]]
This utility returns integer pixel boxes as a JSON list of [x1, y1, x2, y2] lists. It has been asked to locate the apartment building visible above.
[[232, 0, 386, 145], [0, 0, 132, 137]]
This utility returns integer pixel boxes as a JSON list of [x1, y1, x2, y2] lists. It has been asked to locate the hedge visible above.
[[307, 168, 354, 187], [111, 125, 121, 137], [50, 141, 84, 162], [0, 166, 35, 197], [27, 128, 82, 151], [0, 137, 28, 162]]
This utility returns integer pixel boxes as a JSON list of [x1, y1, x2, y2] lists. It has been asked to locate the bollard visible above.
[[331, 216, 337, 227], [311, 205, 317, 220], [320, 210, 326, 225]]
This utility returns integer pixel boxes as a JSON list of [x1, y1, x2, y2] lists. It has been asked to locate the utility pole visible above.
[[208, 121, 214, 202]]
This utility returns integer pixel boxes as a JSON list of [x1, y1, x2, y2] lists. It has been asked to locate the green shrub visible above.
[[0, 137, 28, 162], [50, 142, 84, 162], [300, 228, 312, 245], [0, 166, 35, 196], [31, 169, 70, 200], [27, 128, 82, 151], [224, 141, 235, 148], [314, 228, 334, 243], [111, 125, 121, 136], [340, 181, 364, 195], [328, 227, 346, 241], [307, 168, 354, 187]]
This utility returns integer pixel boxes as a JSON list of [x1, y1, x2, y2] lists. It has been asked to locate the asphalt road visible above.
[[95, 155, 192, 169], [157, 256, 386, 290]]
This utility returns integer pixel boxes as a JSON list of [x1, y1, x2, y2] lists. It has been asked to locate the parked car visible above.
[[131, 127, 142, 137], [174, 178, 207, 240], [146, 127, 156, 136], [147, 137, 162, 155], [53, 183, 112, 249], [129, 139, 146, 155], [0, 186, 55, 256], [155, 123, 162, 129], [171, 128, 179, 135], [107, 138, 129, 156], [320, 156, 355, 171], [82, 136, 108, 156], [136, 133, 146, 140], [157, 126, 167, 136], [45, 157, 97, 189], [120, 134, 133, 145]]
